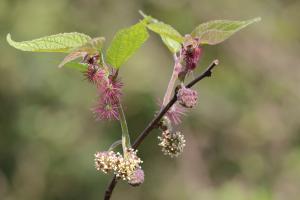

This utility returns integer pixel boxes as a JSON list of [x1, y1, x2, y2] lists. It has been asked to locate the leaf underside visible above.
[[147, 22, 184, 43], [58, 51, 87, 68], [58, 37, 105, 68], [63, 61, 88, 72], [161, 36, 182, 53], [140, 12, 183, 53], [7, 32, 92, 53], [191, 17, 261, 45]]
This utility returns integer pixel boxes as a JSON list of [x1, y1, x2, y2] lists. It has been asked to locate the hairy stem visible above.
[[162, 54, 181, 106], [104, 59, 219, 200]]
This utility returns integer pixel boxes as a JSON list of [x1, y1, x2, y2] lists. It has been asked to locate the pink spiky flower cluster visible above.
[[182, 35, 202, 71], [183, 44, 202, 71], [166, 104, 187, 125], [83, 55, 123, 121], [178, 35, 203, 82]]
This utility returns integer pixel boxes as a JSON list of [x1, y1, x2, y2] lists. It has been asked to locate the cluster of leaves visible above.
[[7, 11, 260, 71]]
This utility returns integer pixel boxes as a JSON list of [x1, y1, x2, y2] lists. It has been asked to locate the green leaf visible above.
[[139, 11, 183, 53], [7, 32, 92, 53], [106, 22, 149, 68], [161, 36, 181, 53], [147, 22, 184, 43], [191, 17, 261, 45], [76, 37, 105, 54], [63, 61, 88, 72]]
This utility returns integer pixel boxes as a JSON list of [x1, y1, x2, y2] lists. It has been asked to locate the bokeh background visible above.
[[1, 0, 300, 199]]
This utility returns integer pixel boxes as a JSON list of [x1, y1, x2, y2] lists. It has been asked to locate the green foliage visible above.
[[140, 11, 182, 53], [161, 36, 182, 53], [63, 61, 88, 72], [191, 17, 261, 45], [76, 37, 105, 54], [106, 22, 149, 69], [7, 32, 92, 53], [147, 22, 184, 43]]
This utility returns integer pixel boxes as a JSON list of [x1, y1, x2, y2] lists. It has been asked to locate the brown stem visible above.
[[104, 176, 118, 200], [103, 59, 219, 200]]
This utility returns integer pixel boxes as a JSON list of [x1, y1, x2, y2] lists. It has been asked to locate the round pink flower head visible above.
[[93, 99, 119, 120], [128, 168, 145, 187], [84, 65, 104, 84], [100, 77, 123, 103], [177, 87, 198, 108]]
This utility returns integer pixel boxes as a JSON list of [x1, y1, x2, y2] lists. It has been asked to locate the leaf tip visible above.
[[6, 33, 14, 46], [252, 17, 262, 23], [138, 10, 147, 18]]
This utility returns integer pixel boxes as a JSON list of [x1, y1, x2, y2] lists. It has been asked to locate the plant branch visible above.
[[104, 176, 118, 200], [104, 59, 219, 200], [162, 54, 181, 106]]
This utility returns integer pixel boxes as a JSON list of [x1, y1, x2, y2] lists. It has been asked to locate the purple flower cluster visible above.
[[84, 64, 104, 84], [177, 87, 198, 108], [183, 45, 202, 71], [128, 168, 144, 187], [166, 104, 186, 125], [178, 36, 203, 81]]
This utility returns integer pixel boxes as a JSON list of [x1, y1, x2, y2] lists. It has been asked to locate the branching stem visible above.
[[104, 59, 219, 200]]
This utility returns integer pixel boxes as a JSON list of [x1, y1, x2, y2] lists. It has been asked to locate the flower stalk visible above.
[[117, 103, 131, 153]]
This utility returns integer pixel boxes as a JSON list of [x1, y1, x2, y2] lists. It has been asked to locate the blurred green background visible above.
[[1, 0, 300, 199]]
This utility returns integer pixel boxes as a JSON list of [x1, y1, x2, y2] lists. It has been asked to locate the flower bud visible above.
[[83, 54, 100, 65], [158, 130, 186, 158], [182, 35, 202, 71], [158, 116, 171, 131], [177, 87, 198, 108], [128, 168, 145, 187]]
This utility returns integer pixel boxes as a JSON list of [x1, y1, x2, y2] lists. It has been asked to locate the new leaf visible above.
[[191, 17, 261, 45], [140, 11, 183, 53], [147, 22, 184, 44], [7, 32, 92, 53], [106, 22, 149, 69]]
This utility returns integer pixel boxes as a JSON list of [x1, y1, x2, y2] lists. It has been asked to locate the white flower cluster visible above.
[[94, 148, 143, 182], [158, 130, 186, 157], [94, 151, 119, 174], [114, 148, 143, 181]]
